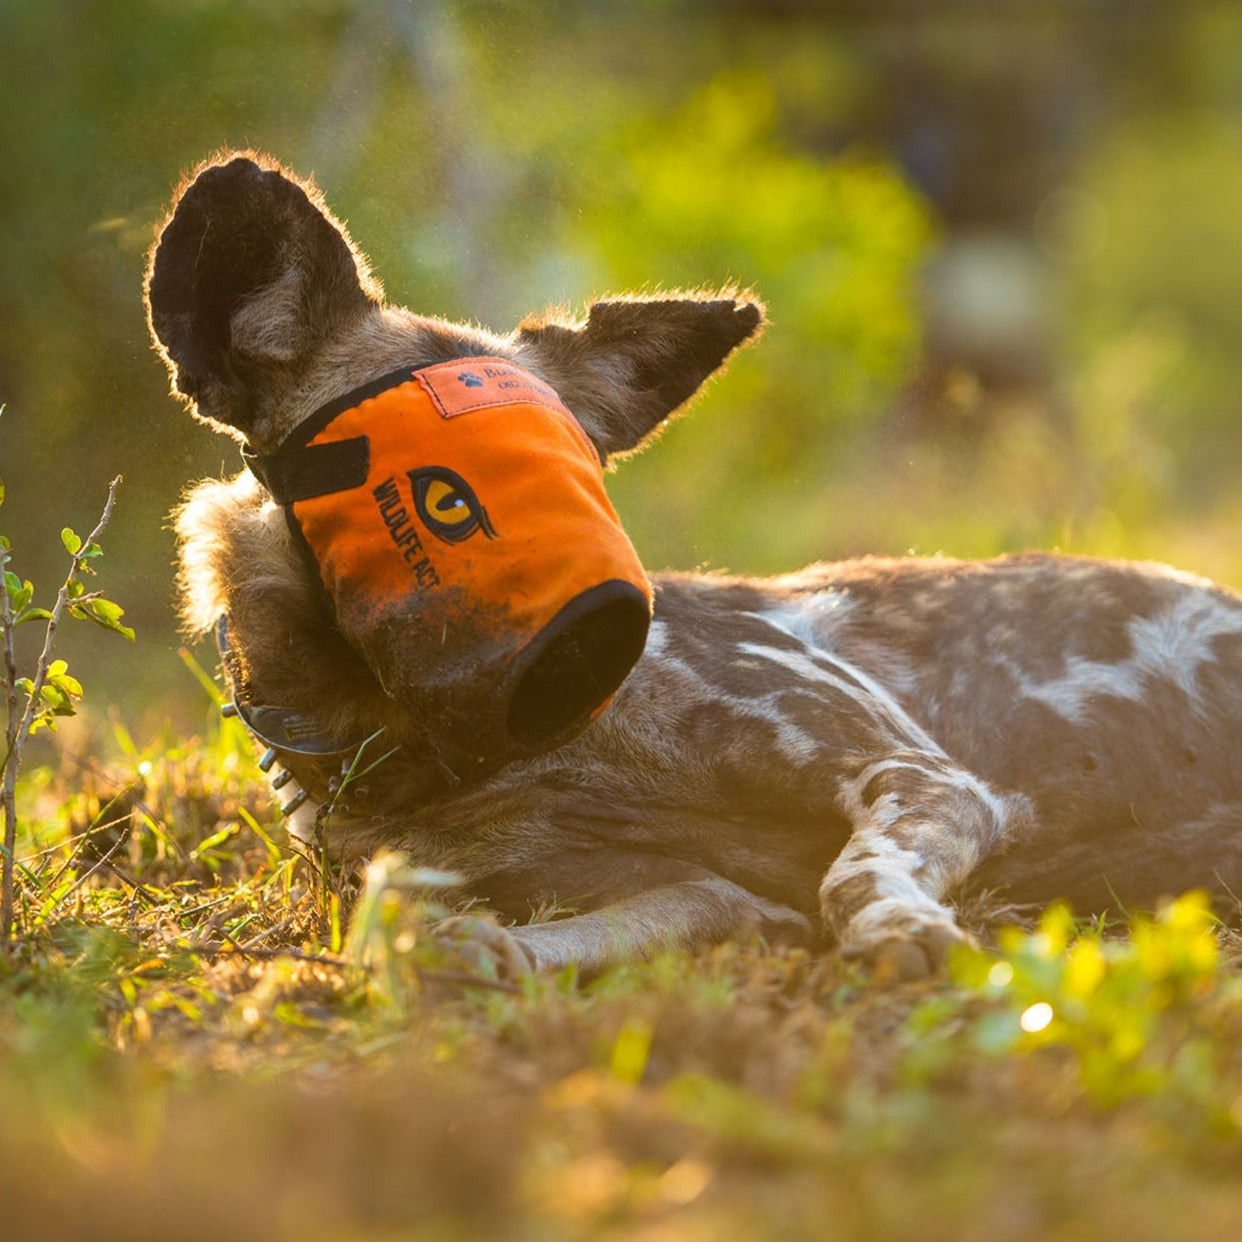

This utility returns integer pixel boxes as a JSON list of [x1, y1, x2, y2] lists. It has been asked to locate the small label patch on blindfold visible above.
[[244, 357, 652, 765], [416, 358, 583, 425]]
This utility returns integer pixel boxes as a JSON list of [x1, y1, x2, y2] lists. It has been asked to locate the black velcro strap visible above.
[[244, 436, 370, 504]]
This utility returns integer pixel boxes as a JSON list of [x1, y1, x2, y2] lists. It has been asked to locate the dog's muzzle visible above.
[[243, 356, 652, 769]]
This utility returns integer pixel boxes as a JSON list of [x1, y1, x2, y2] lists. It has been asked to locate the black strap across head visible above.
[[242, 363, 425, 504], [244, 437, 369, 504]]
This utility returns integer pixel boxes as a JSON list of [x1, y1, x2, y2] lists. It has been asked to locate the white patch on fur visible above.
[[1128, 591, 1242, 700], [826, 828, 927, 890], [637, 623, 822, 764], [1002, 591, 1242, 724], [820, 819, 967, 956], [913, 761, 1029, 843], [839, 760, 938, 818], [762, 714, 821, 765], [174, 471, 269, 632], [829, 754, 1023, 908], [864, 790, 906, 831], [1005, 655, 1143, 725], [758, 592, 922, 701], [757, 593, 855, 648], [737, 637, 945, 755], [643, 618, 670, 659], [821, 824, 964, 937], [844, 750, 1028, 839], [839, 895, 961, 944]]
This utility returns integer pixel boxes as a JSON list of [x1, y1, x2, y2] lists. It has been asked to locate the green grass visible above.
[[2, 718, 1241, 1241]]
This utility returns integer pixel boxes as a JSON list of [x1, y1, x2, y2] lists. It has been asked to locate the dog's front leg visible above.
[[439, 875, 810, 978], [821, 749, 1036, 979]]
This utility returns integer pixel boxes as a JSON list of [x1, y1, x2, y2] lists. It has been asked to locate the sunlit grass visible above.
[[1, 721, 1241, 1238]]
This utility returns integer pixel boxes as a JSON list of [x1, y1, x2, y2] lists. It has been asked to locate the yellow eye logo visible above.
[[408, 467, 496, 544]]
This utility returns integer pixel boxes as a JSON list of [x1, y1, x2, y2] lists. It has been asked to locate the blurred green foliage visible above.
[[909, 893, 1242, 1124], [3, 0, 1242, 726]]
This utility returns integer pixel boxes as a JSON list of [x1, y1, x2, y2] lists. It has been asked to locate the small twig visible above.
[[2, 477, 122, 781], [2, 476, 122, 946], [0, 538, 21, 945], [38, 824, 130, 923], [281, 835, 326, 883], [39, 785, 137, 896], [1, 547, 19, 770], [174, 893, 251, 921], [216, 923, 253, 960], [240, 914, 298, 950], [94, 858, 159, 906]]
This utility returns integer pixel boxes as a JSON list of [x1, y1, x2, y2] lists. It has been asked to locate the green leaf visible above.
[[61, 527, 82, 555], [49, 667, 83, 698], [36, 664, 81, 720], [16, 606, 54, 625], [0, 477, 5, 508], [4, 572, 33, 614], [39, 684, 68, 710], [72, 596, 136, 641]]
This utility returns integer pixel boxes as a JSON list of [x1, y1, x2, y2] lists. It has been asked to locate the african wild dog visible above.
[[146, 153, 1242, 979]]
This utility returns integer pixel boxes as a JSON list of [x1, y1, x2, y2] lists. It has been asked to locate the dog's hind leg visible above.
[[820, 749, 1039, 980], [733, 617, 1040, 979]]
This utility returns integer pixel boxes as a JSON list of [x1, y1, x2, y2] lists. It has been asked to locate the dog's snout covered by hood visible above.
[[246, 357, 654, 767], [365, 575, 651, 766]]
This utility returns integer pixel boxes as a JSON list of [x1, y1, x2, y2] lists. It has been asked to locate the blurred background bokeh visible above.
[[4, 0, 1242, 738]]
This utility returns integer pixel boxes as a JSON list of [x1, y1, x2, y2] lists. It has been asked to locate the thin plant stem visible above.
[[1, 537, 22, 948], [1, 476, 122, 948]]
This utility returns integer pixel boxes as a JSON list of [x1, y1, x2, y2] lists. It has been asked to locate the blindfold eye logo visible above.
[[408, 467, 497, 544]]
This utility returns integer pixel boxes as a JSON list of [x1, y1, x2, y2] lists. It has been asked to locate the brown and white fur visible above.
[[147, 153, 1242, 979]]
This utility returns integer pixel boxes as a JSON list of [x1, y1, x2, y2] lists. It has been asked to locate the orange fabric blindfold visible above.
[[245, 357, 652, 764]]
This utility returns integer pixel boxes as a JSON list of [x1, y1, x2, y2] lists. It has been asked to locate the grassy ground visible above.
[[3, 718, 1242, 1242]]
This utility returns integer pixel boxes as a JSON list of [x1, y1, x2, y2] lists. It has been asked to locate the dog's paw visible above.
[[837, 910, 973, 982], [433, 913, 536, 980]]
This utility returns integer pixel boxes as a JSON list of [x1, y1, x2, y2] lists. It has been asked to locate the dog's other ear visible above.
[[516, 293, 764, 460], [145, 153, 379, 441]]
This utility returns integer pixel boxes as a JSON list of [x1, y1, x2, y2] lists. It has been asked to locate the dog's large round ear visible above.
[[515, 293, 764, 462], [145, 153, 379, 440]]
